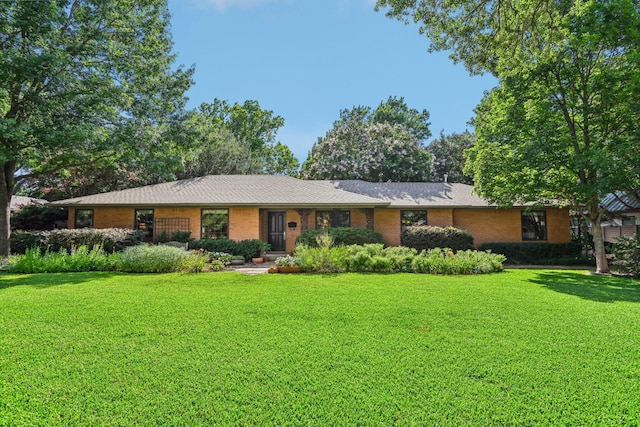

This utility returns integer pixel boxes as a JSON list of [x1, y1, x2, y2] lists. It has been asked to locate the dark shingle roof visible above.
[[324, 181, 494, 207], [49, 175, 388, 208]]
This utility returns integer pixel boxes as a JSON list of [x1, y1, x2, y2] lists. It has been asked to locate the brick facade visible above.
[[69, 205, 572, 251]]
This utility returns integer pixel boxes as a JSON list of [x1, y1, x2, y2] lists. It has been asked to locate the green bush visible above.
[[6, 245, 112, 274], [478, 242, 584, 264], [401, 226, 474, 251], [177, 251, 209, 273], [11, 205, 68, 231], [610, 235, 640, 278], [295, 227, 385, 247], [190, 238, 239, 254], [236, 239, 270, 261], [10, 228, 145, 254], [113, 244, 200, 273], [294, 243, 505, 275]]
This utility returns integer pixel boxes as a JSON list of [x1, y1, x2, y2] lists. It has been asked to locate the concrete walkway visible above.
[[228, 261, 276, 275]]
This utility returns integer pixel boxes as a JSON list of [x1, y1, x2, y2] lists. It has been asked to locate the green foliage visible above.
[[170, 231, 191, 243], [190, 238, 239, 254], [296, 227, 385, 247], [113, 245, 201, 273], [209, 259, 226, 272], [10, 228, 145, 254], [236, 239, 270, 261], [0, 0, 194, 255], [402, 225, 474, 251], [479, 242, 584, 265], [294, 243, 504, 274], [275, 255, 302, 267], [377, 0, 640, 276], [610, 235, 640, 278], [190, 239, 269, 261], [10, 206, 68, 231], [426, 131, 475, 184], [6, 246, 112, 274], [193, 100, 299, 175], [301, 122, 432, 182]]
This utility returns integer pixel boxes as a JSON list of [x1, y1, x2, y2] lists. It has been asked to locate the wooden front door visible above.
[[268, 212, 286, 251]]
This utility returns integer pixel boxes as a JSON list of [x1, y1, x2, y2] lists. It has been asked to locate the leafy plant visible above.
[[401, 225, 474, 251], [6, 245, 112, 274], [10, 228, 145, 254], [113, 244, 199, 273], [610, 235, 640, 278], [296, 227, 384, 247], [479, 242, 584, 265], [275, 255, 302, 267]]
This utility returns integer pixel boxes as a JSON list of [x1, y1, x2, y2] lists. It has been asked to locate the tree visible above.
[[301, 121, 432, 182], [177, 127, 262, 179], [334, 96, 431, 142], [426, 131, 475, 184], [199, 100, 299, 175], [0, 0, 193, 255], [377, 0, 640, 273]]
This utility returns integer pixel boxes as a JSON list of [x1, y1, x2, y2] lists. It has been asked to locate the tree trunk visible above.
[[590, 215, 609, 274], [0, 162, 15, 257]]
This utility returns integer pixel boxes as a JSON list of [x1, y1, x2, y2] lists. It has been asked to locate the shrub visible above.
[[171, 231, 192, 243], [177, 251, 209, 273], [6, 245, 112, 274], [610, 235, 640, 278], [190, 238, 239, 254], [209, 260, 226, 272], [275, 255, 302, 267], [10, 228, 145, 254], [11, 205, 68, 231], [401, 226, 474, 251], [295, 227, 385, 247], [113, 244, 198, 273], [294, 243, 505, 275], [236, 239, 270, 261], [478, 242, 583, 264]]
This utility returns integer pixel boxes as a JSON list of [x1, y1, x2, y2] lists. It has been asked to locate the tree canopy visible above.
[[378, 0, 640, 273], [301, 97, 432, 181], [426, 131, 475, 184], [1, 0, 193, 254]]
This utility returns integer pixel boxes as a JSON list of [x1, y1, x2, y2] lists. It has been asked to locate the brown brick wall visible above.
[[93, 207, 135, 229], [374, 209, 401, 246], [229, 207, 260, 241], [428, 209, 454, 227], [453, 208, 571, 246]]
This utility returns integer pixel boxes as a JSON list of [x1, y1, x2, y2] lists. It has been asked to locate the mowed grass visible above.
[[1, 270, 639, 426]]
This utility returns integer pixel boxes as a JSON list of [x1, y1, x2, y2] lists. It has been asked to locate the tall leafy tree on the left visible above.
[[0, 0, 194, 255]]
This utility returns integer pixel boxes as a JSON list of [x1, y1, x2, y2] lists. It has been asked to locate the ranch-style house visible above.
[[50, 175, 571, 252]]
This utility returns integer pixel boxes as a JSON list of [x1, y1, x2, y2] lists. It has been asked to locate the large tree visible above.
[[301, 121, 432, 182], [377, 0, 640, 273], [426, 131, 475, 184], [0, 0, 193, 255], [199, 99, 299, 175]]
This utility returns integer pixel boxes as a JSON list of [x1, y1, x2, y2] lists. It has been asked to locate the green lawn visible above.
[[1, 270, 639, 426]]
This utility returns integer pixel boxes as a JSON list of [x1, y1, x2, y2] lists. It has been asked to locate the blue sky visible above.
[[167, 0, 497, 161]]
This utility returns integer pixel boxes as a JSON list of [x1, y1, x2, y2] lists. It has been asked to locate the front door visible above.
[[268, 211, 286, 252]]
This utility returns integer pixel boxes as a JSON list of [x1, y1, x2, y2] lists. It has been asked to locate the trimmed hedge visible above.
[[189, 238, 270, 261], [610, 235, 640, 278], [10, 228, 145, 254], [478, 242, 585, 265], [401, 226, 474, 251], [295, 227, 385, 247]]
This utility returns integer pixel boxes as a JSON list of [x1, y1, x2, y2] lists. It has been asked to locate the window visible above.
[[401, 210, 427, 231], [522, 211, 547, 240], [622, 216, 637, 226], [316, 210, 350, 229], [135, 209, 154, 240], [75, 209, 93, 228], [202, 209, 228, 239]]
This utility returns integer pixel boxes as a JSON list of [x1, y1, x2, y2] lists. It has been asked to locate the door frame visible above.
[[267, 211, 287, 252]]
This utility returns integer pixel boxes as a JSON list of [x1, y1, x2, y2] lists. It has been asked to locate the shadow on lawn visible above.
[[530, 271, 640, 303], [0, 272, 118, 290]]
